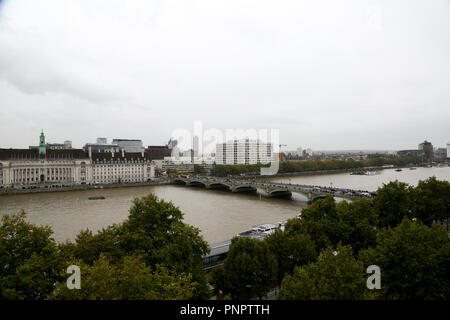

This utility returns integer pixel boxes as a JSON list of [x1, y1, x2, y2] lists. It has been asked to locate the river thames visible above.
[[1, 166, 449, 244], [267, 166, 450, 191]]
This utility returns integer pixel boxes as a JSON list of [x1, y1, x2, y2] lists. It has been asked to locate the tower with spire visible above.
[[39, 130, 46, 157]]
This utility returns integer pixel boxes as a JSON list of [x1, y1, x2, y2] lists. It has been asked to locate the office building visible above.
[[112, 139, 143, 153], [215, 139, 272, 165], [418, 140, 434, 163], [83, 138, 121, 153], [146, 145, 172, 161]]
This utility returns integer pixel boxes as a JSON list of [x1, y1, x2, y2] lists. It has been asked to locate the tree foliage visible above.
[[279, 245, 368, 300], [373, 181, 414, 229], [1, 194, 210, 300], [412, 177, 450, 227], [359, 218, 450, 299], [0, 210, 63, 300], [285, 196, 378, 255], [50, 255, 196, 300], [265, 229, 317, 285], [60, 194, 210, 299], [211, 237, 277, 299]]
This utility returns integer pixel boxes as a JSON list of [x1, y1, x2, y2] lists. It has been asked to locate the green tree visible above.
[[335, 199, 378, 253], [265, 229, 317, 284], [193, 165, 206, 175], [0, 210, 63, 300], [412, 177, 450, 227], [50, 255, 196, 300], [288, 196, 377, 255], [284, 213, 331, 254], [61, 194, 210, 299], [374, 181, 414, 229], [59, 226, 125, 265], [278, 244, 368, 300], [211, 237, 277, 299], [359, 218, 450, 299]]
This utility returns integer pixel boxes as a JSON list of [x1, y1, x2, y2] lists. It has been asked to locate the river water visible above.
[[0, 185, 303, 244], [267, 166, 450, 192], [1, 166, 449, 244]]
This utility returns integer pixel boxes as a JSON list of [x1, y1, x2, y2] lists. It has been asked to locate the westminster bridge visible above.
[[170, 176, 376, 202]]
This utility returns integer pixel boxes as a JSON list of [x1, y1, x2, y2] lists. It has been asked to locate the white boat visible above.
[[237, 223, 280, 239]]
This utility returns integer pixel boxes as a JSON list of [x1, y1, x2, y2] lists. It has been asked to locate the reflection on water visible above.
[[0, 185, 304, 244], [268, 166, 450, 192]]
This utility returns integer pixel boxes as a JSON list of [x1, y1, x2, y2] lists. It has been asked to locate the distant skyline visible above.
[[1, 0, 450, 150], [2, 128, 445, 153]]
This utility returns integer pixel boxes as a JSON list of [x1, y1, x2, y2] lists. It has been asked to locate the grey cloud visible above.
[[0, 0, 449, 150]]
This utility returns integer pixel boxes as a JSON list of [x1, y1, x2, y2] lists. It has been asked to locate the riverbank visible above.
[[265, 165, 450, 192], [230, 165, 394, 180], [0, 179, 171, 196], [233, 163, 448, 180]]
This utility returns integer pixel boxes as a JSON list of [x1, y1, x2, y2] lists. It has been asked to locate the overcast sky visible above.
[[0, 0, 449, 151]]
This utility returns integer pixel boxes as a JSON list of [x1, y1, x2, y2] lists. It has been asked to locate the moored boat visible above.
[[237, 223, 280, 240], [88, 196, 105, 200]]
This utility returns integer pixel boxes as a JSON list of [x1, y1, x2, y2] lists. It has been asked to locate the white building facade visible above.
[[0, 150, 91, 186], [90, 148, 154, 184], [0, 132, 155, 188], [215, 139, 272, 165]]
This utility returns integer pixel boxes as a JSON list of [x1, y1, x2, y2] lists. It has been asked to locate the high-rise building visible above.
[[418, 140, 434, 163], [112, 139, 143, 153], [83, 138, 120, 153], [146, 145, 172, 161], [193, 136, 200, 157], [215, 139, 272, 165]]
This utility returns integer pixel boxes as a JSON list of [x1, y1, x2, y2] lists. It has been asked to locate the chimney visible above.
[[111, 147, 115, 158], [88, 146, 92, 159], [141, 147, 145, 158], [121, 149, 125, 157]]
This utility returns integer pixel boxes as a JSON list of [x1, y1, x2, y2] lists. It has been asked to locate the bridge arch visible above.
[[188, 180, 207, 188], [207, 182, 231, 191], [232, 184, 257, 193], [173, 178, 187, 185], [268, 188, 292, 199]]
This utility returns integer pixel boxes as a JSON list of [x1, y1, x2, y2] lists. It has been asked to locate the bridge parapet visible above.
[[170, 177, 372, 201]]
